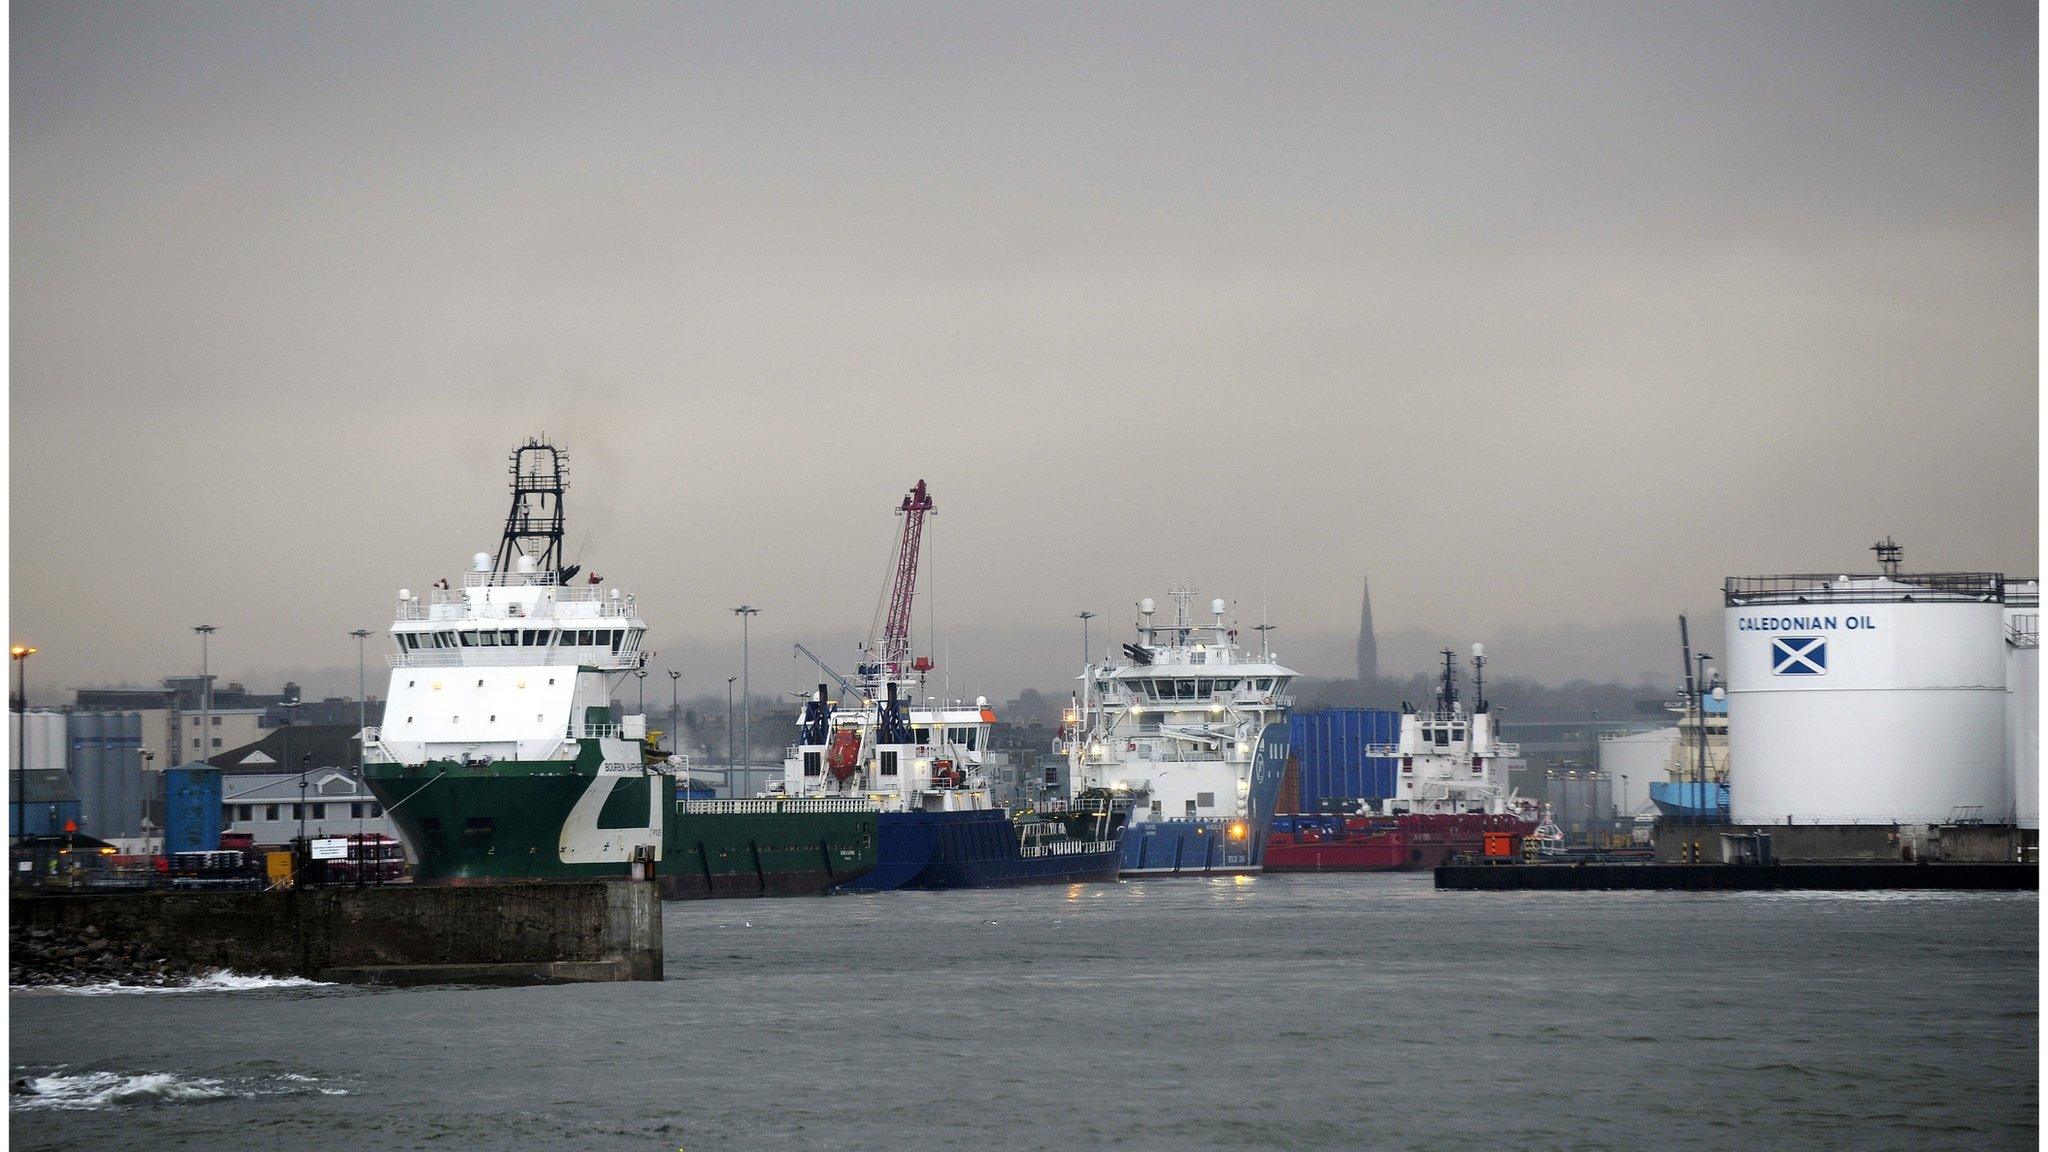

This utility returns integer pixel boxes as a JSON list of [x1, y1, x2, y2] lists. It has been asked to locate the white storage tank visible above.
[[1598, 727, 1680, 817], [2005, 581, 2038, 830], [7, 709, 67, 775], [1723, 571, 2008, 825]]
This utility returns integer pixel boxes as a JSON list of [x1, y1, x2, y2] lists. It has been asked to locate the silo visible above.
[[2005, 581, 2038, 830], [68, 710, 147, 839], [7, 710, 66, 773], [1724, 571, 2007, 825]]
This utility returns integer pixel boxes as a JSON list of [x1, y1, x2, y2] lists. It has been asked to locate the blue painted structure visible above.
[[7, 769, 81, 837], [1650, 780, 1730, 820], [838, 809, 1122, 891], [1287, 709, 1400, 811], [164, 765, 223, 854]]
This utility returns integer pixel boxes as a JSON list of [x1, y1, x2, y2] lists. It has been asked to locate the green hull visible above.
[[364, 758, 877, 899]]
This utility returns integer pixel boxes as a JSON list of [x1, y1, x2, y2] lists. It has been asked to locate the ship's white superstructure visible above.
[[1063, 588, 1293, 828], [781, 678, 999, 814], [367, 551, 650, 765], [1374, 646, 1536, 820]]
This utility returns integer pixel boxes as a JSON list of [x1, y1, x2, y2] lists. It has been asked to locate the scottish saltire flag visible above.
[[1771, 636, 1827, 676]]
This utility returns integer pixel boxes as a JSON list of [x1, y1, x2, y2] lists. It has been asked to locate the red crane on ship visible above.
[[875, 479, 936, 680]]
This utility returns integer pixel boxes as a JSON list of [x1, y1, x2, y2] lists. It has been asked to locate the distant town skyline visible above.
[[12, 2, 2036, 702]]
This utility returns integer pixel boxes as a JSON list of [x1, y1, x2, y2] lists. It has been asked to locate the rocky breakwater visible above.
[[11, 922, 213, 988]]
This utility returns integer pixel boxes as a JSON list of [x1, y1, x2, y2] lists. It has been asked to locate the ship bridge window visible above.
[[967, 728, 979, 751], [479, 631, 498, 647], [609, 630, 623, 653], [1197, 679, 1214, 697], [1433, 727, 1450, 747], [579, 629, 595, 646], [1176, 680, 1196, 701], [459, 631, 477, 647], [1254, 678, 1272, 691], [914, 727, 931, 743], [501, 630, 516, 645], [1215, 679, 1238, 692]]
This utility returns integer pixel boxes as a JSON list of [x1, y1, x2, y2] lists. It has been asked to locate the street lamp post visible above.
[[281, 698, 303, 847], [350, 628, 371, 886], [668, 670, 681, 759], [733, 606, 759, 784], [726, 676, 737, 782], [12, 644, 38, 845], [193, 625, 216, 764]]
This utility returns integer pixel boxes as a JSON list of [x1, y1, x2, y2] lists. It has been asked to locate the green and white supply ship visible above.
[[361, 438, 875, 898]]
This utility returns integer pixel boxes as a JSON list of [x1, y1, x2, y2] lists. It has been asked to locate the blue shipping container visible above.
[[164, 766, 223, 854], [1287, 709, 1401, 812]]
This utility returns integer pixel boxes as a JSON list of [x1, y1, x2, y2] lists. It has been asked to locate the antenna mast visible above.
[[1871, 535, 1903, 577]]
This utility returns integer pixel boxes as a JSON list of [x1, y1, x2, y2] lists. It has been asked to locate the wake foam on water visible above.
[[11, 1068, 349, 1112], [22, 970, 331, 995]]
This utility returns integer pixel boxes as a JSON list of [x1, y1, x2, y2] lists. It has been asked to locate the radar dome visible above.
[[473, 552, 492, 573], [1139, 598, 1156, 615], [398, 588, 411, 601], [1472, 643, 1485, 658], [1211, 598, 1226, 615], [515, 555, 537, 574]]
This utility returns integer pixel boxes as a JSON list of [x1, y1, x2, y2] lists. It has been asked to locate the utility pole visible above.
[[733, 606, 759, 785]]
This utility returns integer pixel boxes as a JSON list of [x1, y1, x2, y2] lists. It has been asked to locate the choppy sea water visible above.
[[9, 874, 2038, 1151]]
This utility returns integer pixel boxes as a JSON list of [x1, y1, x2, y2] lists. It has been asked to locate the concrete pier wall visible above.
[[10, 881, 662, 984]]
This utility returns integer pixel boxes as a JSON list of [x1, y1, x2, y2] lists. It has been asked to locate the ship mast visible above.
[[494, 437, 575, 583]]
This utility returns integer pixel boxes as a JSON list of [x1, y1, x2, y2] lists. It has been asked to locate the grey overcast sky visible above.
[[10, 1, 2038, 703]]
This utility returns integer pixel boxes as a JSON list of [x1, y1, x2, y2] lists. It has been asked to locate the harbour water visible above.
[[10, 874, 2037, 1151]]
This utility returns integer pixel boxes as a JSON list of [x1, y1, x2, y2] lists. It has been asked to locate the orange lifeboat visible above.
[[826, 728, 862, 782]]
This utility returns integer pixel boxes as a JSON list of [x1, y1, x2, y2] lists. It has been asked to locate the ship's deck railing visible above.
[[2009, 613, 2039, 648], [388, 650, 637, 668], [396, 597, 638, 623], [1018, 838, 1121, 858], [679, 797, 875, 815], [1724, 572, 2005, 606], [1364, 742, 1521, 758]]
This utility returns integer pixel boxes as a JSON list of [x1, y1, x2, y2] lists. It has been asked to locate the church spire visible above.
[[1356, 573, 1378, 682]]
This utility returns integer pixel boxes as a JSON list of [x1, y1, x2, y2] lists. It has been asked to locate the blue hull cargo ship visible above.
[[778, 480, 1127, 892]]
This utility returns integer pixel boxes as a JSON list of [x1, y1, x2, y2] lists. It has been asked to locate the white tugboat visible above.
[[1266, 646, 1539, 872], [1061, 587, 1296, 875]]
